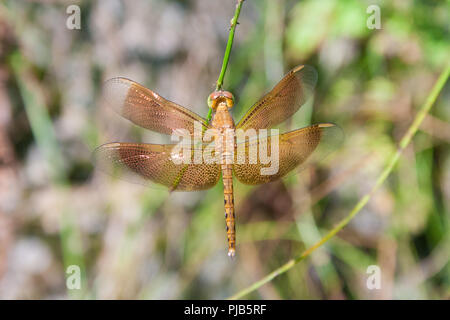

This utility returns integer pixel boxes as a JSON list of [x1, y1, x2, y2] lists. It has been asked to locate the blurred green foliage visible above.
[[0, 0, 448, 299]]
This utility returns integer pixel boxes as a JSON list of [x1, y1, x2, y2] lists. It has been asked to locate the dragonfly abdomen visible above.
[[222, 164, 236, 257], [218, 131, 236, 257], [212, 102, 237, 257]]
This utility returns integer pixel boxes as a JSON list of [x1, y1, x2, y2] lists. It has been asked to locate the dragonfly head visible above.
[[208, 90, 235, 110]]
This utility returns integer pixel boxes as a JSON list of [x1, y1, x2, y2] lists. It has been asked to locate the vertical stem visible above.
[[216, 0, 244, 91], [206, 0, 245, 123]]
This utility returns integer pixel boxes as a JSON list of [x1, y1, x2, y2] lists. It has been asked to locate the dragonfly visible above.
[[94, 65, 343, 257]]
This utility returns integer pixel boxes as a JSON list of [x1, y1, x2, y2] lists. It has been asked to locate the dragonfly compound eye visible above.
[[207, 93, 215, 109], [222, 91, 235, 108], [208, 91, 222, 109]]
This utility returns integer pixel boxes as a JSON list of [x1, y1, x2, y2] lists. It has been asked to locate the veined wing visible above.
[[93, 142, 220, 191], [236, 65, 317, 131], [233, 124, 343, 185], [103, 77, 210, 135]]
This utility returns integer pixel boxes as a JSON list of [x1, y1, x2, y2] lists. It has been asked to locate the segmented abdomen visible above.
[[222, 163, 235, 257]]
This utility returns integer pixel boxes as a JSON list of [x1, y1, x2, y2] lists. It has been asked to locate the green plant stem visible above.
[[227, 65, 450, 300], [216, 0, 244, 91], [206, 0, 245, 123]]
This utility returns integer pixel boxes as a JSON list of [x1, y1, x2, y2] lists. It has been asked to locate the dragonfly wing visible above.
[[233, 124, 343, 185], [236, 65, 317, 131], [93, 142, 221, 191], [103, 77, 210, 135]]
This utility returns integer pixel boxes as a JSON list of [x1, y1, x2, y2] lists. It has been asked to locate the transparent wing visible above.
[[103, 77, 210, 135], [233, 124, 343, 185], [236, 65, 318, 131], [93, 142, 220, 191]]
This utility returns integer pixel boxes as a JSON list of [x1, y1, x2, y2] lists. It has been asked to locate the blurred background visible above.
[[0, 0, 449, 299]]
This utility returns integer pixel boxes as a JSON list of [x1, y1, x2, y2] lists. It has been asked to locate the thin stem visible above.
[[227, 65, 450, 300], [206, 0, 245, 123], [216, 0, 244, 91]]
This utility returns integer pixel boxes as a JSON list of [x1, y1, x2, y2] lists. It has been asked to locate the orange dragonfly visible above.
[[94, 65, 343, 257]]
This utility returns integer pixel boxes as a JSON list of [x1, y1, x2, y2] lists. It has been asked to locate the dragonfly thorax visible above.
[[211, 101, 235, 130]]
